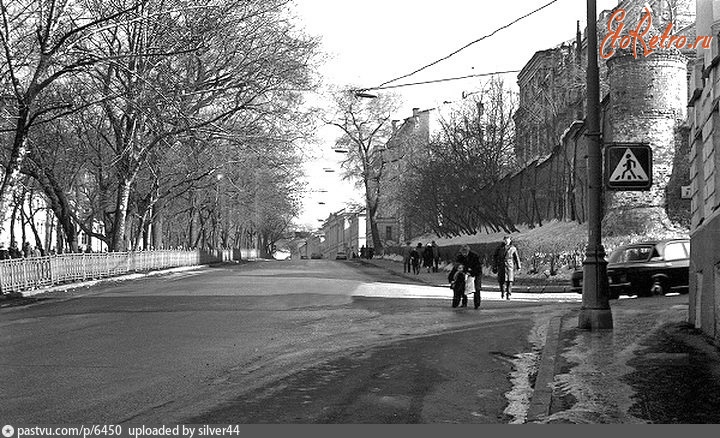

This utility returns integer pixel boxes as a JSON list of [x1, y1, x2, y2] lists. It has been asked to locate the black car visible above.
[[571, 238, 690, 299]]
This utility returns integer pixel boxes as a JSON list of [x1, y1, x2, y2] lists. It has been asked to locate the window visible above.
[[612, 246, 652, 263], [385, 226, 393, 241], [664, 242, 688, 261]]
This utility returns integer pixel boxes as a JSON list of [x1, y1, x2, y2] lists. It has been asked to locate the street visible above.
[[2, 259, 577, 424]]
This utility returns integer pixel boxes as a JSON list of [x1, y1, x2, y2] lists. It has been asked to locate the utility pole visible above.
[[579, 0, 613, 330]]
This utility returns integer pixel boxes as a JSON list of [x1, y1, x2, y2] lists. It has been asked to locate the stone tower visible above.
[[603, 50, 689, 236]]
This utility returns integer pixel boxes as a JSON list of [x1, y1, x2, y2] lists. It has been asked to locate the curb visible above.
[[526, 315, 563, 423]]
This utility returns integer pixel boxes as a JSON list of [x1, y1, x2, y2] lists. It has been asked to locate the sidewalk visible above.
[[353, 256, 575, 293], [529, 294, 720, 423]]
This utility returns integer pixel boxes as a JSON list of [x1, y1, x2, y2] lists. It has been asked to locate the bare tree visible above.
[[0, 0, 141, 233], [326, 89, 402, 253], [7, 0, 320, 253], [396, 78, 518, 237]]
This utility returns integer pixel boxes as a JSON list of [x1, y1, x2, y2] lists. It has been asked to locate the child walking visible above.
[[448, 263, 468, 308]]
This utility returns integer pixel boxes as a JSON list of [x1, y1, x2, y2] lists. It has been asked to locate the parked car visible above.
[[571, 238, 690, 299], [335, 251, 348, 260]]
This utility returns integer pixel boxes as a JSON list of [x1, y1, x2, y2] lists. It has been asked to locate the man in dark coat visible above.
[[410, 243, 422, 275], [457, 244, 483, 309], [401, 242, 412, 273], [8, 241, 21, 258], [493, 239, 508, 299], [431, 240, 440, 272], [423, 243, 434, 273]]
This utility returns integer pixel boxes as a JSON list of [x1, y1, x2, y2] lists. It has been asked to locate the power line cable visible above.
[[360, 69, 521, 92], [370, 0, 561, 90]]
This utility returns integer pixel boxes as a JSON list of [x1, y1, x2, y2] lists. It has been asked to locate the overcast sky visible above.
[[293, 0, 619, 229]]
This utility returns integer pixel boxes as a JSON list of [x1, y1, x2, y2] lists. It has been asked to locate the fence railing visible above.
[[0, 248, 258, 294]]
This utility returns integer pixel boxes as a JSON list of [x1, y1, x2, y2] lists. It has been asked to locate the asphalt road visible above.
[[0, 259, 576, 424]]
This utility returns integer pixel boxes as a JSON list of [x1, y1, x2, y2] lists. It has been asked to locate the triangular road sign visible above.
[[609, 148, 649, 182]]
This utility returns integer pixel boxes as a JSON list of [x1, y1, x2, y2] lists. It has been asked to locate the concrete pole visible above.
[[579, 0, 613, 330]]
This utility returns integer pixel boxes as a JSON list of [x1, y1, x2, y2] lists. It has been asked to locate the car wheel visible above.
[[609, 289, 620, 300], [650, 279, 668, 296]]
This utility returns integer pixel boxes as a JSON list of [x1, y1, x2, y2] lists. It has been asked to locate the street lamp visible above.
[[354, 91, 378, 99], [579, 0, 613, 330]]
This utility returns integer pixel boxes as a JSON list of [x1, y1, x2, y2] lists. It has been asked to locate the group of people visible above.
[[447, 236, 521, 309], [358, 245, 374, 259], [0, 241, 43, 260], [402, 241, 440, 275]]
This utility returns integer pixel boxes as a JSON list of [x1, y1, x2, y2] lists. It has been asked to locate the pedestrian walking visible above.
[[431, 240, 440, 272], [8, 241, 21, 258], [401, 241, 412, 273], [22, 242, 31, 258], [410, 243, 422, 275], [494, 236, 521, 300], [456, 244, 483, 309], [493, 239, 507, 298], [448, 262, 467, 308], [423, 243, 434, 273]]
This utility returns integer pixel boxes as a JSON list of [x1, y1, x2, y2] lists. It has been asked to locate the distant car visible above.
[[571, 238, 690, 299], [310, 252, 323, 259], [335, 251, 348, 260]]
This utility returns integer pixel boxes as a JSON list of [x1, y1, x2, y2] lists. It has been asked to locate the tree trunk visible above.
[[25, 151, 82, 253], [10, 200, 19, 247], [111, 178, 133, 251], [23, 202, 44, 254], [365, 190, 383, 253], [45, 211, 54, 254], [152, 199, 164, 249], [133, 214, 146, 251], [0, 109, 30, 234], [142, 218, 151, 250], [56, 221, 64, 254], [152, 211, 163, 249]]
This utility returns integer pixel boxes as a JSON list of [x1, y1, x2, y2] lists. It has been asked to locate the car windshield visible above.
[[608, 245, 654, 263]]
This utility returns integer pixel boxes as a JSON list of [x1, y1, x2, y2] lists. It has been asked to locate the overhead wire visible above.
[[362, 69, 521, 92], [360, 0, 561, 92]]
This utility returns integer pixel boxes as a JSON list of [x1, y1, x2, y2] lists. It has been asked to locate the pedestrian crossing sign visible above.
[[605, 143, 652, 190]]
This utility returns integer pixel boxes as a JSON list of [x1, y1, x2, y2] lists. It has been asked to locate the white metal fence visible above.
[[0, 248, 258, 294]]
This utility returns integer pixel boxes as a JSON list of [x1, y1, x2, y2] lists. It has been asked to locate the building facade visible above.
[[514, 32, 586, 166], [687, 0, 720, 343], [318, 207, 400, 259]]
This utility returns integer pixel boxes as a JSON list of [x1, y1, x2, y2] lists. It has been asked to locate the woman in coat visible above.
[[500, 236, 521, 300]]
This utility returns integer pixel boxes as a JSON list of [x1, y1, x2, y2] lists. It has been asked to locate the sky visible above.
[[292, 0, 619, 230]]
